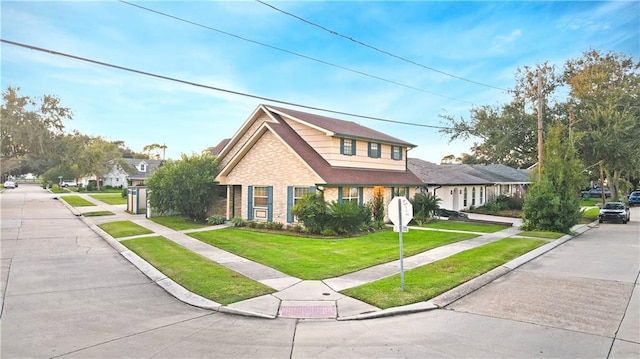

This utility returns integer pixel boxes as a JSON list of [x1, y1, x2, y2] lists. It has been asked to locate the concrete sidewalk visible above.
[[70, 193, 592, 320]]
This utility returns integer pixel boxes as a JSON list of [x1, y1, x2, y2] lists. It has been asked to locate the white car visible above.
[[4, 180, 16, 189], [61, 180, 78, 187]]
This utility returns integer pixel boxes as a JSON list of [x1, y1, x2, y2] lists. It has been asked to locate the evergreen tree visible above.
[[522, 123, 585, 233]]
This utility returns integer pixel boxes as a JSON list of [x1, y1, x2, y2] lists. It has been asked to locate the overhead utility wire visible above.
[[118, 0, 473, 105], [256, 0, 509, 92], [1, 39, 451, 130]]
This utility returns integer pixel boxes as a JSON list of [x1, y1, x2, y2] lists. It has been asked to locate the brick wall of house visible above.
[[220, 114, 271, 168], [225, 130, 323, 223]]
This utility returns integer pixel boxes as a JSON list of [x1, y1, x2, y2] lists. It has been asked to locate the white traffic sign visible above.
[[388, 196, 413, 291], [388, 196, 413, 230]]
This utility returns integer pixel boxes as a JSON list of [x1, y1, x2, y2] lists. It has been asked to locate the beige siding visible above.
[[283, 118, 407, 171], [225, 131, 323, 222], [324, 138, 407, 171]]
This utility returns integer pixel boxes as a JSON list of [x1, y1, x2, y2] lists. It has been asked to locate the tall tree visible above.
[[1, 87, 71, 174], [76, 137, 122, 190], [563, 50, 640, 199], [522, 122, 585, 233], [440, 63, 560, 168], [143, 143, 167, 160]]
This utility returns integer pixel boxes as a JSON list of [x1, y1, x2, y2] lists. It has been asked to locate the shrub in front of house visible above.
[[291, 193, 331, 234], [496, 194, 524, 210], [411, 193, 441, 224], [326, 201, 369, 234], [231, 217, 247, 227], [206, 214, 226, 225], [291, 193, 373, 235]]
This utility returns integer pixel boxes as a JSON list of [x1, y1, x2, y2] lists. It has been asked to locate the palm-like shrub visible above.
[[326, 201, 368, 234], [411, 193, 441, 224]]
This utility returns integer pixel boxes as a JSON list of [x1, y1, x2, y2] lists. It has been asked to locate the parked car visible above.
[[628, 191, 640, 206], [61, 180, 78, 187], [3, 180, 16, 189], [599, 202, 630, 224], [437, 208, 469, 219], [585, 187, 611, 198]]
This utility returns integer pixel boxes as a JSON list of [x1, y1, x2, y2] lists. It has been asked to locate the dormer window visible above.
[[340, 138, 356, 156], [139, 163, 147, 172], [391, 146, 403, 160], [368, 142, 381, 158]]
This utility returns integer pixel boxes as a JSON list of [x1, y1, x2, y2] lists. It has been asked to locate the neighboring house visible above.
[[408, 158, 531, 211], [103, 158, 163, 188], [212, 104, 423, 223]]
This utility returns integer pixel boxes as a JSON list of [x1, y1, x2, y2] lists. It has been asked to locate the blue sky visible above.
[[2, 1, 638, 164]]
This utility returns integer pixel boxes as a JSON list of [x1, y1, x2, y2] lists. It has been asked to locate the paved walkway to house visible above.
[[67, 193, 591, 320]]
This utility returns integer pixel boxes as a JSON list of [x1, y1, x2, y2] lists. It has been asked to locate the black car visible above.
[[599, 202, 631, 224]]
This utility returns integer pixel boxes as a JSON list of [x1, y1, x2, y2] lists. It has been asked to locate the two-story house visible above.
[[212, 104, 423, 223]]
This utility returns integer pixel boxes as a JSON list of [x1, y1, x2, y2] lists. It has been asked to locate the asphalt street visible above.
[[1, 183, 638, 358]]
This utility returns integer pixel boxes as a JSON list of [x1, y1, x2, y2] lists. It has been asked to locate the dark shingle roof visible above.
[[470, 164, 531, 183], [209, 138, 230, 156], [409, 158, 493, 185], [123, 158, 162, 180], [266, 105, 416, 147], [408, 158, 531, 185]]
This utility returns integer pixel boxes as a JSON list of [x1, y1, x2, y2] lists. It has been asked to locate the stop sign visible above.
[[388, 196, 413, 231]]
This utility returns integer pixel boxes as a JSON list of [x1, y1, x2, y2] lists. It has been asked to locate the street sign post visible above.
[[388, 196, 413, 291]]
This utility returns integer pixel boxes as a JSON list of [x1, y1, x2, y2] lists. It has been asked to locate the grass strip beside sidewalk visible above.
[[121, 236, 275, 305], [99, 220, 153, 238], [190, 228, 477, 280], [60, 195, 95, 207], [89, 193, 126, 205], [341, 237, 547, 309], [149, 216, 210, 231]]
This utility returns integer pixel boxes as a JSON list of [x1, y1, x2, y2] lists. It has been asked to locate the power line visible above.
[[255, 0, 510, 92], [1, 39, 452, 130], [118, 0, 474, 105]]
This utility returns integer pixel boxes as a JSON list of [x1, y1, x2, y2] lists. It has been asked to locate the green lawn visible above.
[[82, 210, 115, 217], [517, 230, 565, 239], [60, 195, 95, 207], [121, 236, 274, 305], [150, 216, 210, 231], [582, 207, 600, 222], [419, 220, 508, 233], [98, 220, 153, 238], [89, 193, 126, 205], [189, 228, 478, 280], [342, 237, 547, 309]]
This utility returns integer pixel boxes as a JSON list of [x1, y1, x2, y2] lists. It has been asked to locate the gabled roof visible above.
[[267, 105, 416, 147], [122, 158, 162, 180], [217, 105, 422, 186], [469, 164, 531, 183], [408, 158, 531, 186], [409, 158, 493, 186]]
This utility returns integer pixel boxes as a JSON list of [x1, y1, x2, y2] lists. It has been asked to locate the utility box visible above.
[[127, 186, 147, 215]]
